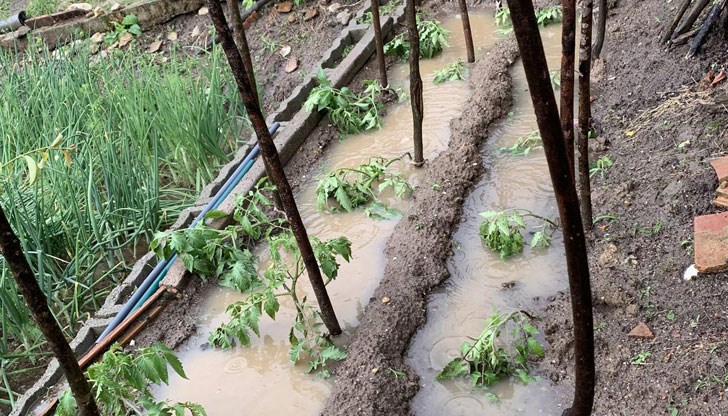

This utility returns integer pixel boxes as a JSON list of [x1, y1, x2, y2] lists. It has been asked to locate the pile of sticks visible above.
[[662, 0, 728, 57]]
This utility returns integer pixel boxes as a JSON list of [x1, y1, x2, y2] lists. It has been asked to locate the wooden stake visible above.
[[673, 0, 710, 40], [560, 0, 576, 176], [578, 0, 594, 229], [371, 0, 389, 87], [207, 0, 342, 335], [458, 0, 475, 63], [505, 1, 595, 415], [592, 0, 607, 59], [661, 0, 693, 44], [0, 206, 100, 415], [407, 0, 424, 167]]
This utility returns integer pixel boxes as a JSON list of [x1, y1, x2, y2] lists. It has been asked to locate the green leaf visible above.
[[121, 14, 139, 26], [436, 358, 470, 380], [527, 338, 544, 357], [23, 155, 39, 185], [204, 209, 229, 220], [128, 24, 142, 36]]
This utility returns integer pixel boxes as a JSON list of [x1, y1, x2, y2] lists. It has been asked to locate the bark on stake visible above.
[[592, 0, 607, 59], [0, 206, 100, 415], [207, 0, 343, 335], [661, 0, 693, 44], [687, 0, 726, 58], [505, 1, 595, 415], [371, 0, 389, 87], [458, 0, 475, 63], [407, 0, 424, 167], [578, 0, 594, 228], [560, 0, 576, 176]]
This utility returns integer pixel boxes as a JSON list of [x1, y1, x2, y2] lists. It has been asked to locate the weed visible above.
[[356, 0, 400, 24], [315, 155, 412, 213], [478, 209, 557, 259], [550, 70, 561, 90], [260, 35, 280, 53], [104, 14, 142, 45], [589, 155, 614, 178], [499, 131, 542, 156], [341, 44, 354, 59], [593, 213, 619, 225], [55, 343, 204, 415], [666, 310, 675, 321], [638, 286, 653, 299], [594, 322, 608, 331], [681, 238, 694, 256], [433, 60, 466, 84], [690, 314, 700, 328], [153, 181, 352, 374], [389, 368, 406, 378], [305, 70, 384, 136], [384, 17, 449, 59], [437, 310, 544, 389], [26, 0, 59, 16], [494, 6, 563, 34], [630, 351, 651, 365]]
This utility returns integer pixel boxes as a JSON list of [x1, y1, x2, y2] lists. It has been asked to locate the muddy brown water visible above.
[[405, 26, 574, 415], [155, 14, 567, 415]]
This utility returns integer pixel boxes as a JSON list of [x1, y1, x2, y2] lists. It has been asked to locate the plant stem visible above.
[[505, 1, 595, 415], [0, 205, 99, 415], [207, 0, 342, 335]]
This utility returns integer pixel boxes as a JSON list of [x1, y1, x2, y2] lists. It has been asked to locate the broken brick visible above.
[[628, 322, 654, 339], [710, 157, 728, 183], [694, 212, 728, 273]]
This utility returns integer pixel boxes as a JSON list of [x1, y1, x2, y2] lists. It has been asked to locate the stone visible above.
[[710, 157, 728, 182], [190, 25, 200, 38], [66, 2, 93, 12], [276, 1, 294, 13], [90, 31, 105, 43], [336, 10, 352, 25], [381, 296, 391, 304], [327, 2, 341, 12], [167, 31, 178, 41], [625, 304, 639, 317], [284, 56, 298, 73], [694, 212, 728, 272], [147, 40, 163, 53], [287, 13, 297, 23], [303, 7, 318, 21], [628, 322, 654, 339], [109, 2, 121, 12], [198, 6, 209, 15]]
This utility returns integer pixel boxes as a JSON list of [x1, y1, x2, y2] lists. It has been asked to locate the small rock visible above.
[[167, 31, 178, 41], [198, 6, 209, 15], [147, 40, 163, 53], [625, 303, 639, 317], [66, 2, 93, 12], [381, 296, 391, 304], [598, 243, 619, 266], [109, 2, 121, 12], [190, 25, 200, 38], [90, 32, 105, 43], [117, 31, 133, 48], [93, 6, 104, 16], [371, 367, 379, 374], [327, 2, 341, 12], [279, 45, 291, 57], [627, 322, 655, 339], [284, 56, 298, 73], [276, 1, 294, 13], [336, 10, 352, 25], [303, 8, 318, 21], [287, 13, 297, 23], [501, 281, 516, 289]]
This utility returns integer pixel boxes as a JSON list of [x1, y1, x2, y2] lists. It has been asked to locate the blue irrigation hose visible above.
[[95, 122, 279, 343]]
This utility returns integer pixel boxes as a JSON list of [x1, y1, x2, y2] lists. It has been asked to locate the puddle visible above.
[[406, 26, 574, 415], [154, 11, 500, 414]]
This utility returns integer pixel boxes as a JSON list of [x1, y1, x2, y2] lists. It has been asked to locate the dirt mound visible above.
[[322, 39, 520, 416]]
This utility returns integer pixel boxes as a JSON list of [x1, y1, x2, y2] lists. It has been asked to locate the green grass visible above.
[[0, 44, 247, 408], [26, 0, 60, 17]]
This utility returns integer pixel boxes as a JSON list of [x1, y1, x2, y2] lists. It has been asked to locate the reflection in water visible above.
[[154, 12, 499, 414], [406, 26, 574, 415]]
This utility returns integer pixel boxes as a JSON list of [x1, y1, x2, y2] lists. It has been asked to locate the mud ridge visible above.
[[322, 38, 520, 416]]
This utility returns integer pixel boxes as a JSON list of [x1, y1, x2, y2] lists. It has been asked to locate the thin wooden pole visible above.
[[661, 0, 693, 44], [578, 0, 594, 229], [371, 0, 389, 87], [207, 0, 342, 335], [407, 0, 424, 167], [458, 0, 475, 63], [505, 1, 595, 415], [560, 0, 576, 176], [0, 206, 99, 415], [592, 0, 607, 59]]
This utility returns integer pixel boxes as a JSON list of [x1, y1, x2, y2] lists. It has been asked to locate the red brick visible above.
[[710, 157, 728, 182], [694, 212, 728, 272], [628, 322, 654, 339]]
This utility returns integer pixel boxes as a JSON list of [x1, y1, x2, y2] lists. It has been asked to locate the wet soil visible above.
[[539, 0, 728, 414], [321, 38, 520, 415]]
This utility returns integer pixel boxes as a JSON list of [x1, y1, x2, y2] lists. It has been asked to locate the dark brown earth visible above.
[[540, 0, 728, 414]]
